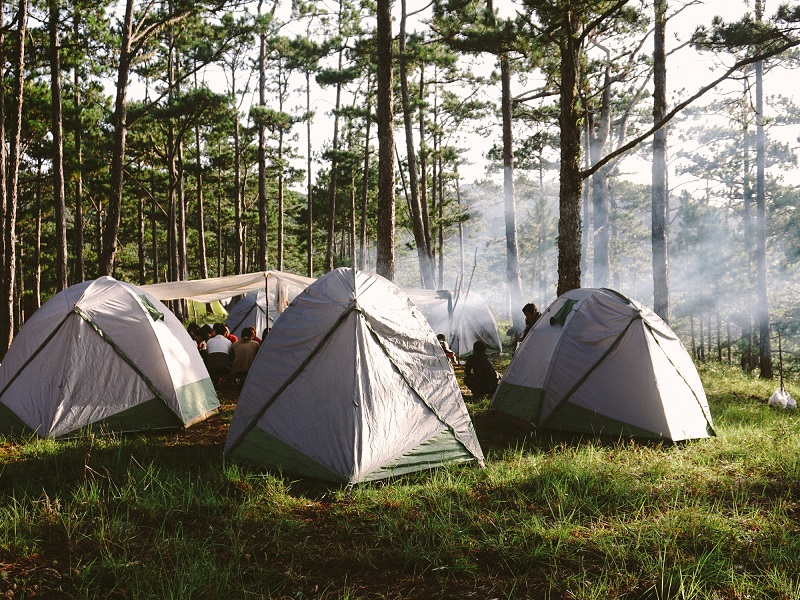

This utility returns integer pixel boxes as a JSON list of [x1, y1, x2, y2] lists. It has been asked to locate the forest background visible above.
[[0, 0, 799, 379]]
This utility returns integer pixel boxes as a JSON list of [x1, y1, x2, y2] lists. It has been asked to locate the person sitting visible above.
[[436, 334, 457, 368], [520, 303, 541, 341], [205, 323, 233, 384], [230, 327, 260, 386], [463, 340, 499, 398]]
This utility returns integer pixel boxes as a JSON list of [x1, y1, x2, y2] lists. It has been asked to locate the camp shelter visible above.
[[225, 290, 275, 340], [225, 268, 486, 484], [491, 287, 715, 442], [140, 271, 315, 319], [404, 288, 502, 356], [0, 277, 220, 438]]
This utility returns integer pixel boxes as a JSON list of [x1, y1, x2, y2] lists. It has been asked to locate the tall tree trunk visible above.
[[376, 0, 395, 280], [589, 51, 612, 289], [556, 13, 583, 296], [418, 64, 432, 255], [359, 95, 371, 271], [399, 0, 434, 287], [195, 114, 208, 278], [34, 159, 42, 311], [651, 0, 670, 322], [277, 65, 286, 271], [257, 0, 268, 271], [306, 69, 314, 277], [100, 0, 134, 276], [151, 171, 159, 282], [138, 191, 146, 284], [1, 0, 27, 357], [501, 53, 523, 328], [325, 52, 343, 273], [0, 2, 7, 293], [72, 43, 85, 283], [741, 80, 754, 371], [49, 0, 67, 291], [754, 0, 772, 378], [234, 109, 244, 274]]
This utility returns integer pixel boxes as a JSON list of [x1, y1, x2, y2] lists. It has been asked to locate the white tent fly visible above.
[[0, 277, 219, 438], [225, 268, 485, 483], [404, 289, 502, 356], [491, 287, 715, 442]]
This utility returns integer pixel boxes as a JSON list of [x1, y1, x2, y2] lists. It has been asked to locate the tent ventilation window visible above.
[[138, 295, 165, 321], [550, 299, 578, 327]]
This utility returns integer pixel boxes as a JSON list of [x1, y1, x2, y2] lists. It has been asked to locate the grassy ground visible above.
[[1, 362, 799, 599]]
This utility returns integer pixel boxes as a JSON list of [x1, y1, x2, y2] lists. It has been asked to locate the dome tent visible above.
[[491, 288, 715, 442], [225, 290, 275, 339], [225, 268, 485, 484], [0, 277, 219, 438]]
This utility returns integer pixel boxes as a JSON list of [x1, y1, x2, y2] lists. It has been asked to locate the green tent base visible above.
[[490, 382, 543, 424], [0, 401, 33, 437], [231, 427, 480, 484]]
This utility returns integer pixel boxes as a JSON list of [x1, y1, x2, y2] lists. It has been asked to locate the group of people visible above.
[[441, 301, 542, 399], [187, 322, 262, 386]]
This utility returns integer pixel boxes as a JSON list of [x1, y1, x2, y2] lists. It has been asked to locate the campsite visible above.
[[1, 274, 799, 599]]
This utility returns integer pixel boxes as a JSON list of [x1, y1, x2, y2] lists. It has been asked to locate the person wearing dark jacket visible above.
[[463, 340, 499, 398]]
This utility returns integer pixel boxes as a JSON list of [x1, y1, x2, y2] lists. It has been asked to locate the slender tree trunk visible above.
[[590, 53, 612, 289], [556, 15, 583, 296], [49, 0, 67, 291], [742, 78, 754, 371], [257, 0, 268, 271], [151, 171, 159, 283], [359, 95, 371, 270], [73, 45, 85, 283], [34, 160, 42, 310], [195, 114, 208, 278], [234, 111, 244, 274], [0, 2, 7, 293], [306, 69, 313, 277], [754, 0, 772, 379], [100, 0, 134, 276], [376, 0, 395, 280], [652, 0, 670, 322], [1, 0, 27, 357], [325, 53, 342, 273], [138, 191, 146, 284], [399, 0, 434, 287], [501, 53, 523, 327], [277, 73, 285, 271]]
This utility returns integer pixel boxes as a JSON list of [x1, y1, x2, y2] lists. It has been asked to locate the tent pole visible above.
[[264, 272, 270, 335]]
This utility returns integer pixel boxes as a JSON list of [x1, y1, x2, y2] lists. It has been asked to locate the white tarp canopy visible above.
[[0, 277, 219, 438], [225, 268, 485, 484], [139, 271, 316, 314]]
